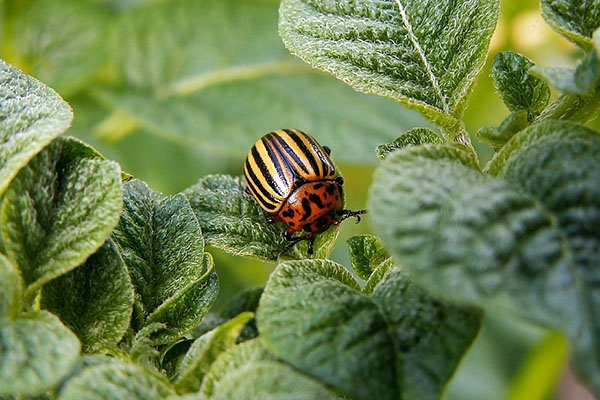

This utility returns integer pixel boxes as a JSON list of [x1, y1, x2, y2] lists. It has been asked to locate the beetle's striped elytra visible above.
[[244, 129, 367, 257]]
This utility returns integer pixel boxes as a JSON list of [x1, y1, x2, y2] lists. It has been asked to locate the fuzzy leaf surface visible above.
[[491, 51, 550, 115], [1, 137, 122, 303], [41, 239, 134, 353], [257, 259, 481, 400], [369, 123, 600, 395], [199, 339, 337, 400], [375, 127, 442, 160], [279, 0, 499, 130], [541, 0, 600, 48], [57, 362, 175, 400], [174, 312, 254, 394], [0, 311, 80, 396], [183, 174, 337, 261], [0, 60, 72, 195], [112, 179, 217, 344]]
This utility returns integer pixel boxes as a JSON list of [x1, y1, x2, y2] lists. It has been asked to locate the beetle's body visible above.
[[244, 129, 366, 257]]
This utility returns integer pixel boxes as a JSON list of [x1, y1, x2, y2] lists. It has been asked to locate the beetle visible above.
[[244, 128, 367, 257]]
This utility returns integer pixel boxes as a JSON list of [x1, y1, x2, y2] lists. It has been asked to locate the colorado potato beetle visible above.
[[244, 128, 367, 257]]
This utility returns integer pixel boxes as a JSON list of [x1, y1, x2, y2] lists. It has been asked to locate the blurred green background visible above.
[[0, 0, 593, 399]]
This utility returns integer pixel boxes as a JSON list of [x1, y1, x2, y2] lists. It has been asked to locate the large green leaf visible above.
[[0, 311, 81, 396], [183, 174, 338, 261], [369, 121, 600, 395], [199, 339, 338, 400], [1, 136, 122, 303], [541, 0, 600, 48], [279, 0, 499, 132], [57, 362, 175, 400], [93, 0, 425, 165], [112, 179, 218, 344], [8, 0, 110, 96], [0, 59, 72, 195], [257, 258, 481, 400], [40, 239, 134, 353]]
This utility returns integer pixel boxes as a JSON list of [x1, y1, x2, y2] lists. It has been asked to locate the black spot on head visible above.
[[302, 223, 313, 232], [282, 209, 295, 218], [314, 183, 324, 189]]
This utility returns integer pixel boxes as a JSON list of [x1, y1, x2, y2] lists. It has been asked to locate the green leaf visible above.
[[0, 253, 22, 319], [279, 0, 499, 132], [375, 127, 442, 160], [476, 111, 529, 149], [199, 339, 337, 400], [1, 136, 122, 303], [95, 0, 426, 165], [369, 123, 600, 395], [199, 338, 276, 398], [183, 174, 337, 261], [8, 0, 110, 96], [491, 51, 550, 115], [112, 179, 218, 344], [206, 361, 340, 400], [532, 30, 600, 95], [174, 312, 254, 394], [57, 362, 175, 400], [0, 310, 81, 396], [40, 239, 134, 353], [0, 59, 73, 195], [346, 234, 391, 281], [257, 259, 481, 400], [541, 0, 600, 48]]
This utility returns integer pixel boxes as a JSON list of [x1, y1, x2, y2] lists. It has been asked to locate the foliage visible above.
[[0, 0, 599, 399]]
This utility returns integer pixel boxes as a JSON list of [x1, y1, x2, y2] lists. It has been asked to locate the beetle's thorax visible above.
[[276, 180, 344, 234]]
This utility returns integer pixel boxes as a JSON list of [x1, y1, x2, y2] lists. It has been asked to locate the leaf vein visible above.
[[394, 0, 448, 113]]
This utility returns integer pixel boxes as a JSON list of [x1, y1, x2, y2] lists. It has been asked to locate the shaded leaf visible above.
[[0, 311, 80, 396], [183, 174, 338, 261], [41, 239, 134, 353], [9, 0, 110, 96], [174, 312, 254, 394], [257, 259, 481, 400], [94, 0, 426, 164], [491, 51, 550, 115], [0, 59, 72, 195], [279, 0, 499, 131], [541, 0, 600, 48], [57, 362, 175, 400], [369, 122, 600, 395], [376, 127, 442, 160], [112, 179, 218, 344], [1, 136, 122, 303]]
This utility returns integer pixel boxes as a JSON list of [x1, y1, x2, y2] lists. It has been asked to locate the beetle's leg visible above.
[[279, 231, 316, 258], [323, 146, 331, 155], [336, 209, 368, 225]]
